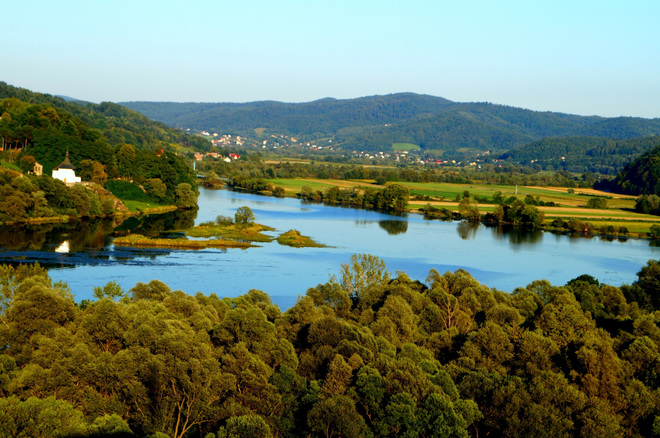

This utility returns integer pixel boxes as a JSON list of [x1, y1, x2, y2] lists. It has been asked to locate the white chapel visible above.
[[52, 150, 81, 183]]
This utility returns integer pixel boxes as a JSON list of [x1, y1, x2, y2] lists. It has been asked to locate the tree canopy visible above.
[[2, 257, 660, 437]]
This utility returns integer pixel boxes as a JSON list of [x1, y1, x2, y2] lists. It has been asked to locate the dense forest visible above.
[[121, 94, 660, 159], [500, 136, 660, 175], [0, 82, 211, 156], [597, 144, 660, 197], [2, 256, 660, 437], [0, 84, 202, 220]]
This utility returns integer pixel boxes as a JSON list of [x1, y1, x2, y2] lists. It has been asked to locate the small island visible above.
[[276, 229, 327, 248], [113, 206, 327, 250]]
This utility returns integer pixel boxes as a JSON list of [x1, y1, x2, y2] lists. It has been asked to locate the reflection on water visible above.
[[0, 208, 197, 267], [0, 220, 117, 252], [379, 220, 408, 235], [490, 225, 544, 245], [113, 208, 198, 237], [457, 221, 480, 240]]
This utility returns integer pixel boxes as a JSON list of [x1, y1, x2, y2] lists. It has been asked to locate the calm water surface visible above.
[[3, 188, 658, 309]]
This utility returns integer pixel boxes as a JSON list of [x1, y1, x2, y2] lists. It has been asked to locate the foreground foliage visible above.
[[1, 257, 660, 437]]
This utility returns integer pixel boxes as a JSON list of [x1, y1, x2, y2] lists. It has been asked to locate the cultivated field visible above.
[[266, 178, 660, 233]]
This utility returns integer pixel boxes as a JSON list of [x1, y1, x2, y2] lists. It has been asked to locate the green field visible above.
[[265, 178, 660, 233], [392, 143, 420, 151], [121, 200, 172, 213]]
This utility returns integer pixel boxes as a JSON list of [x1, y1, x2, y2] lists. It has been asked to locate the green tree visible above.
[[223, 414, 272, 438], [0, 396, 90, 438], [144, 177, 168, 201], [92, 280, 126, 301], [382, 184, 409, 212], [174, 182, 197, 208], [586, 197, 608, 209], [458, 197, 480, 222], [622, 259, 660, 311], [116, 143, 137, 178], [650, 224, 660, 239], [18, 155, 36, 174], [308, 395, 370, 438], [234, 206, 255, 225], [338, 254, 390, 305]]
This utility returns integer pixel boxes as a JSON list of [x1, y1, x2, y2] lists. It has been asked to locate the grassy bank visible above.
[[113, 234, 255, 249], [186, 222, 276, 242]]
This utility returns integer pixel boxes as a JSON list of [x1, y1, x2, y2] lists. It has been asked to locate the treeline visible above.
[[422, 192, 547, 229], [199, 154, 598, 188], [2, 256, 660, 437], [422, 192, 637, 237], [296, 183, 409, 213], [225, 174, 409, 214]]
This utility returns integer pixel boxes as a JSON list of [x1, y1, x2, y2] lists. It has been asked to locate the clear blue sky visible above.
[[4, 0, 659, 118]]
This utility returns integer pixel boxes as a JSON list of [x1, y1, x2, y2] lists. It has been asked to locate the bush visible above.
[[650, 224, 660, 239], [174, 183, 197, 208], [216, 215, 234, 226], [586, 197, 608, 209], [105, 180, 151, 202]]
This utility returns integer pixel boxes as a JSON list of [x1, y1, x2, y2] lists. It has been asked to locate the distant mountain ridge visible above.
[[121, 93, 660, 159]]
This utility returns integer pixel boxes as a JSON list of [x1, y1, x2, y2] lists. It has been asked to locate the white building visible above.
[[52, 150, 81, 183]]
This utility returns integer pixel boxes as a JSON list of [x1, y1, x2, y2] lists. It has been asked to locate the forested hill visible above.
[[501, 136, 660, 175], [0, 82, 211, 157], [599, 144, 660, 195], [121, 94, 660, 155]]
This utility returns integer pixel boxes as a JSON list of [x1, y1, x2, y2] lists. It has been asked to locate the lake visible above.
[[1, 187, 658, 309]]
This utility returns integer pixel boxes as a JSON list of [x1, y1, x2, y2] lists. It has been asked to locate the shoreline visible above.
[[0, 205, 179, 227]]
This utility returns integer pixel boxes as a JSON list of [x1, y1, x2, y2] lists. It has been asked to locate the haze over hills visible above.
[[121, 93, 660, 163]]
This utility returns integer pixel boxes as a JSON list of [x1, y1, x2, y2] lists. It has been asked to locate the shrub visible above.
[[586, 197, 608, 209], [216, 215, 234, 226], [105, 180, 151, 202]]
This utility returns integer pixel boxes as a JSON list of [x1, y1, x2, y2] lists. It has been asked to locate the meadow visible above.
[[265, 178, 660, 234]]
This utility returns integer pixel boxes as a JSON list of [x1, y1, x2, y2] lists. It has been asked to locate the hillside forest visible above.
[[0, 84, 202, 221], [122, 94, 660, 170]]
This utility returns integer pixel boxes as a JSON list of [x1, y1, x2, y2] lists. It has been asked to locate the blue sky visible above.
[[3, 0, 659, 117]]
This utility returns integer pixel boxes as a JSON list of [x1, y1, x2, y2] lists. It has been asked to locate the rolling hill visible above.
[[0, 81, 211, 156], [121, 94, 660, 160]]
